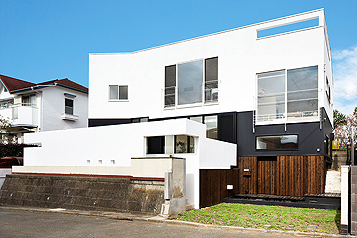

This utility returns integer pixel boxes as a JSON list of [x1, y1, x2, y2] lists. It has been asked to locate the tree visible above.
[[333, 107, 357, 149], [333, 109, 347, 129], [0, 116, 17, 143]]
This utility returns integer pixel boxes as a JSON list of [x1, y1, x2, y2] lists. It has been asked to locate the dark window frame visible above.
[[255, 134, 299, 151]]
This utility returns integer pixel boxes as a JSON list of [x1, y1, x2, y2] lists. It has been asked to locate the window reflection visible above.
[[256, 135, 298, 150], [205, 115, 217, 140]]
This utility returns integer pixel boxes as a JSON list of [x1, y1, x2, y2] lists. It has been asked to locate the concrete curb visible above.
[[0, 206, 352, 237]]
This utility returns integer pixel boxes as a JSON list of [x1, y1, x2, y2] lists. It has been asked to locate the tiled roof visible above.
[[0, 75, 88, 93], [0, 74, 36, 92], [39, 78, 88, 93]]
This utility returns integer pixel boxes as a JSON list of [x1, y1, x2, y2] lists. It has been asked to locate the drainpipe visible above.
[[352, 127, 355, 165]]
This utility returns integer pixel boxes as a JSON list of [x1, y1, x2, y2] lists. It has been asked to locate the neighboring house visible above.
[[0, 75, 88, 142], [15, 9, 333, 209]]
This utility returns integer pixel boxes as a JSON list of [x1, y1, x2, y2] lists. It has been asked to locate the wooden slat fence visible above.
[[199, 156, 326, 208], [199, 169, 239, 208]]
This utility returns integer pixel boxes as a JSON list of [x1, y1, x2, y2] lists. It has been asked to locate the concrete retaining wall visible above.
[[0, 174, 164, 214]]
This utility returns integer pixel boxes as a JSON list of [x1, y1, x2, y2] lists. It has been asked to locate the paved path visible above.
[[0, 207, 349, 238]]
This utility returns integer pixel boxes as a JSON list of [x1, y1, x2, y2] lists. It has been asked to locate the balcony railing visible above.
[[0, 104, 38, 127], [254, 110, 319, 124]]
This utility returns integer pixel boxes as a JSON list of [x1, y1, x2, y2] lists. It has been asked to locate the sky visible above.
[[0, 0, 356, 115]]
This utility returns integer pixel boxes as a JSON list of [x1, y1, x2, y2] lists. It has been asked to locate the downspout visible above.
[[31, 87, 43, 132]]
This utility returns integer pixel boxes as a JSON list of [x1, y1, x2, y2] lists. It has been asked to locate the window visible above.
[[109, 85, 128, 100], [146, 135, 195, 154], [65, 98, 74, 115], [326, 77, 331, 104], [256, 135, 298, 150], [165, 57, 218, 107], [204, 115, 217, 139], [257, 66, 318, 122], [147, 136, 165, 154], [22, 94, 36, 107], [175, 135, 195, 153]]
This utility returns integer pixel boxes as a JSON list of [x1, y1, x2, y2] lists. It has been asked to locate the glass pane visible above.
[[189, 136, 195, 153], [65, 98, 73, 107], [109, 85, 118, 100], [205, 57, 218, 82], [287, 66, 318, 92], [165, 95, 175, 107], [178, 60, 203, 105], [190, 116, 203, 123], [257, 102, 285, 119], [165, 65, 176, 87], [65, 106, 73, 115], [175, 135, 188, 153], [287, 90, 318, 101], [258, 94, 285, 104], [119, 86, 128, 100], [287, 99, 318, 113], [256, 135, 298, 150], [30, 95, 36, 106], [205, 115, 217, 139], [205, 80, 218, 102], [258, 70, 285, 96]]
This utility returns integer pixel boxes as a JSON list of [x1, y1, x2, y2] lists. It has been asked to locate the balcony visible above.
[[0, 104, 38, 127]]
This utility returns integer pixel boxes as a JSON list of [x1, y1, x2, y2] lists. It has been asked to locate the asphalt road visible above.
[[0, 209, 305, 238]]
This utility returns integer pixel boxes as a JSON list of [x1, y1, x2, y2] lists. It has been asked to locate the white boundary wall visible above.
[[18, 119, 236, 208]]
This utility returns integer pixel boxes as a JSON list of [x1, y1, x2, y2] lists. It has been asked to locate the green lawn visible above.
[[169, 203, 340, 234]]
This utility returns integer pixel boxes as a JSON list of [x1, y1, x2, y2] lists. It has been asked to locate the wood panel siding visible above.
[[257, 157, 277, 195], [238, 156, 326, 197], [238, 157, 257, 194], [199, 169, 239, 208], [199, 156, 326, 208]]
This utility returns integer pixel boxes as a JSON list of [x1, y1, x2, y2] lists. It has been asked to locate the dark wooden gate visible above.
[[199, 169, 239, 208], [257, 157, 277, 195]]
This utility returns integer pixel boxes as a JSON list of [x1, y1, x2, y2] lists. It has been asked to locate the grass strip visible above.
[[169, 203, 340, 234]]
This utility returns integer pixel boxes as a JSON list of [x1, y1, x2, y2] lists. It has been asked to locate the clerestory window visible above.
[[165, 57, 218, 107], [257, 65, 318, 122]]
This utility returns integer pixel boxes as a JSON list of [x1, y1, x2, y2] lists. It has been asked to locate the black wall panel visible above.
[[88, 118, 131, 127], [236, 111, 326, 157]]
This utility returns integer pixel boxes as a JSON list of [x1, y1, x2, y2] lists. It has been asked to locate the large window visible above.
[[165, 57, 218, 107], [175, 135, 195, 153], [109, 85, 128, 100], [257, 66, 318, 122], [256, 135, 298, 150]]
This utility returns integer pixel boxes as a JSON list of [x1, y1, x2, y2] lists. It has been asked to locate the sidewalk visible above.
[[0, 206, 352, 238]]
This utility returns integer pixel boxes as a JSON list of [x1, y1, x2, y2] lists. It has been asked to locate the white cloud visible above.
[[332, 45, 357, 115]]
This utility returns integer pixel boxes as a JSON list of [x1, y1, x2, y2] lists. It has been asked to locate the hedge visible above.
[[0, 143, 39, 158]]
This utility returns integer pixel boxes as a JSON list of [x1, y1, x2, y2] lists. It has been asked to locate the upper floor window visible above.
[[257, 65, 318, 122], [22, 94, 36, 107], [109, 85, 128, 100], [165, 57, 218, 107], [65, 98, 74, 115], [326, 77, 331, 104], [256, 135, 298, 150]]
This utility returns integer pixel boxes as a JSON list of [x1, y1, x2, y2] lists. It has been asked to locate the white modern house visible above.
[[0, 75, 88, 142], [14, 9, 333, 209]]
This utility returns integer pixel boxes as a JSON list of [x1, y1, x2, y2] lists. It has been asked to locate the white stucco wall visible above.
[[21, 119, 236, 208], [88, 9, 332, 124], [41, 86, 88, 131]]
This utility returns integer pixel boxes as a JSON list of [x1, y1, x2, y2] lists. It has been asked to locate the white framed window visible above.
[[256, 65, 318, 122], [164, 57, 218, 108], [109, 85, 128, 100]]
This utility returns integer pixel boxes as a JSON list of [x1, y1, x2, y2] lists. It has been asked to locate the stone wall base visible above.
[[0, 174, 164, 214]]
